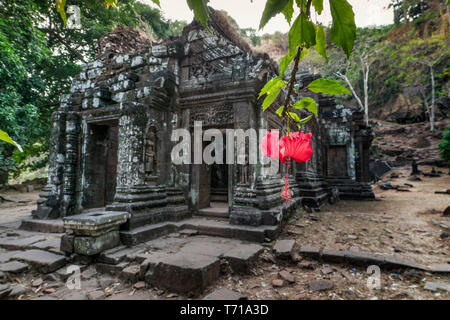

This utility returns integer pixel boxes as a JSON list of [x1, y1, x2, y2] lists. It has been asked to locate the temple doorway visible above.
[[197, 132, 230, 218], [83, 120, 119, 209]]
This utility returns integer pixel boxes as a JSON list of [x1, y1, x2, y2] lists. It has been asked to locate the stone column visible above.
[[63, 112, 81, 217]]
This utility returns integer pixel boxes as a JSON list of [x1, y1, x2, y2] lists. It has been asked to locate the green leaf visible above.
[[279, 51, 296, 78], [299, 114, 313, 124], [187, 0, 210, 31], [150, 0, 161, 7], [0, 130, 23, 152], [282, 0, 294, 24], [276, 107, 284, 117], [295, 0, 306, 12], [56, 0, 66, 25], [314, 25, 328, 61], [312, 0, 324, 14], [259, 0, 291, 30], [293, 97, 318, 116], [261, 79, 287, 111], [307, 78, 351, 95], [329, 0, 356, 58], [259, 77, 284, 98], [289, 112, 300, 123], [289, 13, 316, 52], [262, 87, 283, 111]]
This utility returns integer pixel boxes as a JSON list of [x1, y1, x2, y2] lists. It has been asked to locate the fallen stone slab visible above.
[[0, 235, 47, 250], [203, 288, 248, 300], [428, 264, 450, 273], [87, 290, 105, 300], [13, 249, 66, 273], [321, 248, 345, 263], [95, 261, 129, 276], [121, 264, 141, 283], [273, 240, 296, 260], [8, 285, 26, 298], [0, 261, 28, 273], [424, 282, 450, 292], [299, 246, 321, 260], [145, 252, 220, 296], [31, 238, 61, 252], [344, 251, 386, 266], [223, 243, 264, 274], [0, 284, 12, 299], [383, 256, 427, 271], [19, 219, 64, 234], [98, 246, 137, 265], [309, 280, 333, 292], [0, 251, 21, 263], [180, 240, 236, 258]]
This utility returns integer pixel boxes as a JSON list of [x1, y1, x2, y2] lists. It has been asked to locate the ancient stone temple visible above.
[[27, 9, 374, 256]]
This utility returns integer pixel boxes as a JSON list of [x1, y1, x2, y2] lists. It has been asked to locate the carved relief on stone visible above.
[[145, 127, 157, 180], [189, 106, 233, 127]]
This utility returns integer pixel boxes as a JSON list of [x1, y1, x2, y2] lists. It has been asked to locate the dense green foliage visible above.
[[439, 125, 450, 162], [0, 0, 184, 183]]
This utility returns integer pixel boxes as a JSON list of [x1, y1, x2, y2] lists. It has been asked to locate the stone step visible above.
[[197, 206, 229, 219], [210, 195, 228, 202], [19, 219, 65, 234], [120, 217, 280, 246]]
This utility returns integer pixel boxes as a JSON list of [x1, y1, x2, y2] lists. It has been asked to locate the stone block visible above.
[[223, 244, 264, 274], [0, 284, 12, 299], [321, 248, 345, 263], [429, 264, 450, 273], [0, 261, 28, 273], [145, 252, 220, 296], [13, 249, 66, 274], [0, 235, 46, 250], [73, 230, 120, 256], [299, 246, 321, 259], [63, 211, 130, 236], [273, 240, 296, 260], [121, 265, 141, 283], [60, 234, 74, 254], [203, 288, 248, 300]]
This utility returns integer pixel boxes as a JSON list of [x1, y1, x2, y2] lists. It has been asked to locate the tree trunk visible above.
[[335, 72, 364, 111], [430, 64, 436, 132], [363, 62, 370, 126]]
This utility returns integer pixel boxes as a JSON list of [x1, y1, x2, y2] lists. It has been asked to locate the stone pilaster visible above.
[[62, 112, 81, 216]]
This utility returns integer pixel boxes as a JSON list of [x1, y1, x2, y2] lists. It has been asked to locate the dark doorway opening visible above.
[[198, 133, 230, 218], [327, 146, 348, 178], [83, 121, 119, 209]]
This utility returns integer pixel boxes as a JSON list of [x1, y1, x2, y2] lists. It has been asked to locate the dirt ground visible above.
[[216, 165, 450, 300], [0, 191, 39, 226], [0, 166, 449, 300]]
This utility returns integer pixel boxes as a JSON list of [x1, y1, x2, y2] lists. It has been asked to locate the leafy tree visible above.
[[438, 125, 450, 162], [0, 0, 177, 184], [0, 0, 50, 185]]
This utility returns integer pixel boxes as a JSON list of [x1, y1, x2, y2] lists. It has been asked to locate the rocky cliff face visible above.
[[371, 119, 450, 167]]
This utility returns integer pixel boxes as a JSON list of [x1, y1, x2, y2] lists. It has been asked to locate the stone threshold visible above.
[[120, 217, 280, 246], [299, 246, 450, 273]]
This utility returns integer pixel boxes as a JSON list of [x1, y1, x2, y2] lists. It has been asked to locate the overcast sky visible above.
[[140, 0, 394, 34]]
